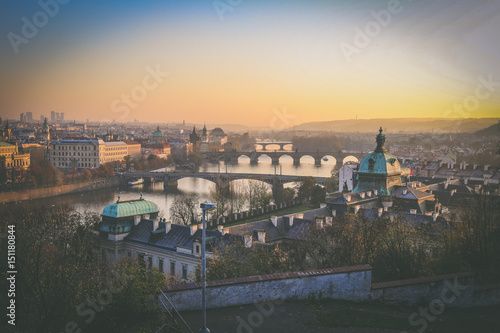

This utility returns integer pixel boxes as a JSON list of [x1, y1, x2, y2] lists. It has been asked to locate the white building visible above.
[[339, 162, 359, 192], [98, 197, 231, 282], [48, 139, 139, 169]]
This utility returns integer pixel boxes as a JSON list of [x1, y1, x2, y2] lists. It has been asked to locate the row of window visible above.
[[53, 151, 98, 157], [55, 162, 97, 168], [131, 252, 194, 280], [54, 145, 97, 151]]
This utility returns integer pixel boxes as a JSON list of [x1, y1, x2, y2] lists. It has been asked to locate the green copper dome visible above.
[[102, 198, 159, 218], [153, 126, 163, 137], [357, 127, 401, 175], [353, 127, 402, 196]]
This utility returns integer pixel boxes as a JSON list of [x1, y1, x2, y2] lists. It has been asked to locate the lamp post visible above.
[[199, 203, 215, 333]]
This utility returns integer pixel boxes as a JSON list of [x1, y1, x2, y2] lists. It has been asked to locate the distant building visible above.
[[0, 141, 31, 175], [48, 139, 139, 169], [1, 121, 12, 141], [26, 112, 33, 123]]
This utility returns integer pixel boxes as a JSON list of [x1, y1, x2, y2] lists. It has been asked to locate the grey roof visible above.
[[126, 220, 222, 251]]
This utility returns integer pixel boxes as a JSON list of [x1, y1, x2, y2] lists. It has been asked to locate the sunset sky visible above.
[[1, 0, 499, 127]]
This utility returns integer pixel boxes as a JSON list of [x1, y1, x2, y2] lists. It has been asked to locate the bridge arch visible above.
[[299, 155, 315, 163], [320, 155, 337, 166], [278, 154, 294, 164], [343, 155, 360, 165]]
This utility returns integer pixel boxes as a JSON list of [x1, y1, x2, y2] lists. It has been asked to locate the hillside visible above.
[[474, 121, 500, 136], [292, 118, 500, 133]]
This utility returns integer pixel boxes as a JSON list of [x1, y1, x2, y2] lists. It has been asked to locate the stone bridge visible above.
[[254, 141, 294, 151], [118, 171, 328, 189], [203, 150, 365, 166]]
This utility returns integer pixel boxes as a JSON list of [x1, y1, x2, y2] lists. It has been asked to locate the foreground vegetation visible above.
[[208, 194, 500, 284], [0, 206, 170, 333]]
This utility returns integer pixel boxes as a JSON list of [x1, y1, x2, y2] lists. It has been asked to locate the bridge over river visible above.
[[119, 171, 329, 190], [202, 150, 365, 166]]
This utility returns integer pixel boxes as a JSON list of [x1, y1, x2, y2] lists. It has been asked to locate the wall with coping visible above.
[[160, 265, 372, 311], [159, 267, 500, 312]]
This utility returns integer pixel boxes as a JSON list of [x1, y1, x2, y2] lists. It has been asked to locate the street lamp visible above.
[[199, 202, 215, 333]]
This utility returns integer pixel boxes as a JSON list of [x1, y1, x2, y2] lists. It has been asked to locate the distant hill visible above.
[[474, 121, 500, 136], [292, 118, 500, 134]]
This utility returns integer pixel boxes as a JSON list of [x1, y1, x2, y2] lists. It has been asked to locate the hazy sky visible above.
[[1, 0, 499, 127]]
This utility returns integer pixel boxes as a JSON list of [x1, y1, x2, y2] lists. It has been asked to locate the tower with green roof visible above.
[[353, 127, 402, 196]]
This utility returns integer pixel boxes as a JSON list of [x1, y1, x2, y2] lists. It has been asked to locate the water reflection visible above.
[[1, 159, 336, 222]]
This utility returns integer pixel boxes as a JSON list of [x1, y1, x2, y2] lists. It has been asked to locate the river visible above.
[[1, 155, 355, 221]]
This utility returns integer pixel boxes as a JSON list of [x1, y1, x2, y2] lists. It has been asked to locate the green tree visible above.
[[86, 258, 167, 333], [296, 176, 317, 201], [124, 155, 132, 171]]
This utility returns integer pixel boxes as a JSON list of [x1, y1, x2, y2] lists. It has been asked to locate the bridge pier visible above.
[[271, 156, 280, 166], [314, 157, 322, 167], [163, 177, 178, 190], [293, 156, 300, 166]]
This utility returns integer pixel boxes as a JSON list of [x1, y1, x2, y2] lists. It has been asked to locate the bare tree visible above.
[[169, 194, 200, 225]]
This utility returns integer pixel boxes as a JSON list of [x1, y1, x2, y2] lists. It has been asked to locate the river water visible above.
[[2, 155, 357, 221]]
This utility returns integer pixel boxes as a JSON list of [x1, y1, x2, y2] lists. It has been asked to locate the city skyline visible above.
[[1, 0, 499, 126]]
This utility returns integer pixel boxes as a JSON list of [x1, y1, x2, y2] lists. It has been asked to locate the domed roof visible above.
[[211, 127, 225, 137], [153, 126, 163, 137], [357, 127, 401, 176], [102, 197, 159, 218]]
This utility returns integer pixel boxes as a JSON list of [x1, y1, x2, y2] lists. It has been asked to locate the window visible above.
[[148, 256, 153, 268], [170, 261, 175, 275], [196, 245, 200, 254], [159, 259, 164, 273], [195, 268, 201, 282], [182, 264, 188, 279], [128, 251, 132, 257]]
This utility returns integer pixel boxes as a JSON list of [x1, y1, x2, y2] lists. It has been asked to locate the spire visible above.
[[375, 127, 387, 153]]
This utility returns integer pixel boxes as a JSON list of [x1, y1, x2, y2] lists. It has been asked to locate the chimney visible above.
[[165, 221, 172, 234], [432, 212, 439, 222], [403, 189, 408, 195], [345, 195, 351, 202], [315, 218, 324, 229], [332, 209, 336, 217], [153, 219, 159, 231], [134, 215, 141, 226], [451, 189, 456, 196], [373, 190, 378, 196], [354, 205, 360, 214], [217, 225, 224, 234], [288, 215, 294, 226], [464, 178, 468, 185], [378, 208, 383, 217], [320, 203, 326, 208], [484, 165, 490, 171], [325, 216, 333, 226], [244, 235, 252, 248], [257, 231, 266, 243], [360, 192, 365, 199], [367, 191, 372, 197], [190, 224, 198, 236], [271, 216, 277, 227], [473, 164, 477, 170], [384, 206, 388, 212], [410, 209, 417, 214]]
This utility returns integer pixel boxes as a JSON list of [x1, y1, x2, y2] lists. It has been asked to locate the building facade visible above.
[[48, 139, 139, 169], [98, 196, 226, 282]]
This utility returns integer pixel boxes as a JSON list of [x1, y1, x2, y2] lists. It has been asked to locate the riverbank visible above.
[[0, 177, 119, 203]]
